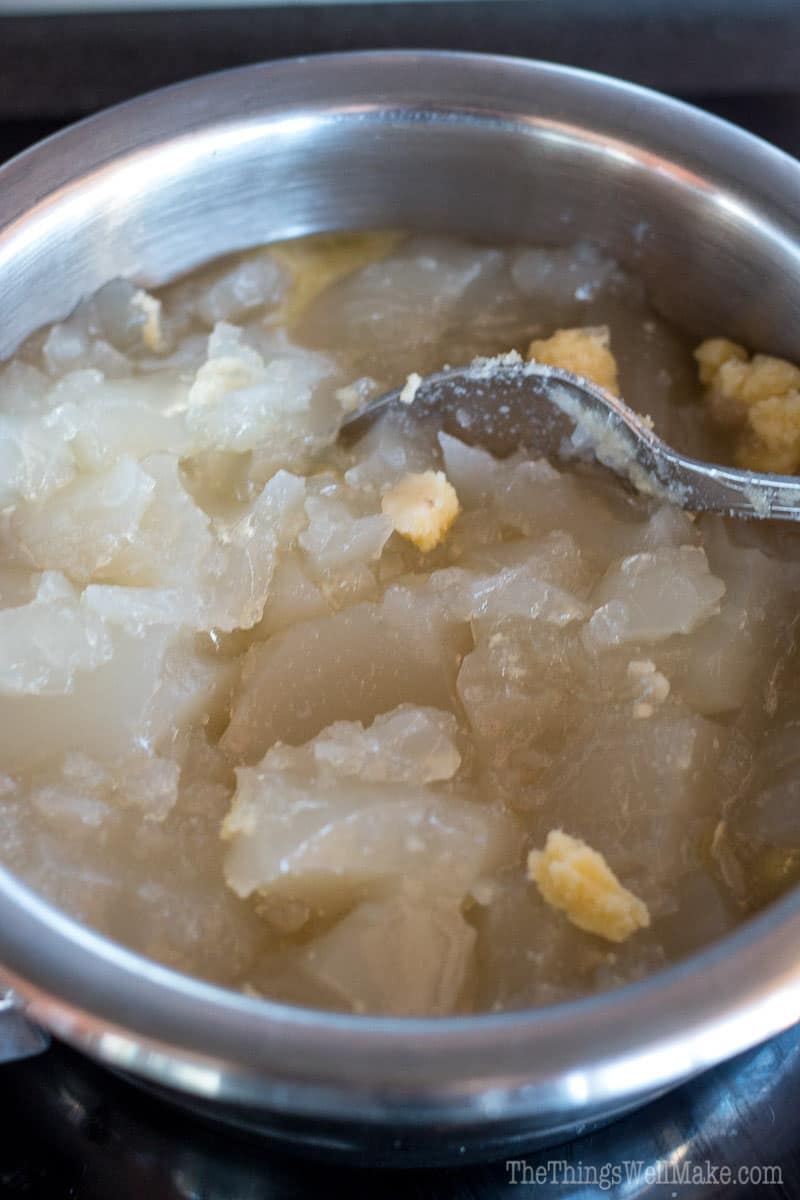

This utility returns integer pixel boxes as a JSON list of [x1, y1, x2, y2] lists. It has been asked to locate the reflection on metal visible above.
[[4, 1027, 800, 1184], [0, 990, 49, 1063]]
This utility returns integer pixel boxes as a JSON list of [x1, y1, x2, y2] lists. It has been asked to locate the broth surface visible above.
[[1, 233, 799, 1015]]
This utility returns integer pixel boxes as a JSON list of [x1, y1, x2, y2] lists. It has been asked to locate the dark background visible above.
[[3, 3, 800, 167], [4, 0, 800, 120]]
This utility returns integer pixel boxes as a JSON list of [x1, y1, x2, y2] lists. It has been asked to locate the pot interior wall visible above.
[[1, 61, 800, 362]]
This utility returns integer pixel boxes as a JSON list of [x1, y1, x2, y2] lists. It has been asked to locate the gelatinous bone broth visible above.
[[1, 233, 799, 1016]]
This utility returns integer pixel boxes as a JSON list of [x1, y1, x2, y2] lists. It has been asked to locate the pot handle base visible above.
[[0, 991, 49, 1064]]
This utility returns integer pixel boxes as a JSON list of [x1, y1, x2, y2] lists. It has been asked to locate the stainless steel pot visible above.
[[2, 51, 800, 1165]]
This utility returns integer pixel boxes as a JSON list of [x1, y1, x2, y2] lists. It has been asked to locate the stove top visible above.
[[1, 1026, 798, 1198], [2, 81, 800, 1200]]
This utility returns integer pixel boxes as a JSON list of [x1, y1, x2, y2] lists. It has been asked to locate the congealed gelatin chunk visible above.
[[222, 706, 518, 914], [12, 456, 155, 584], [0, 412, 76, 508], [300, 238, 506, 373], [299, 894, 477, 1016], [537, 710, 726, 911], [223, 586, 469, 760], [187, 323, 336, 457], [0, 572, 113, 695], [299, 493, 393, 573], [457, 622, 574, 776], [583, 546, 725, 649]]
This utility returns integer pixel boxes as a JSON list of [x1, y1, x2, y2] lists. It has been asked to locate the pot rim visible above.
[[1, 49, 800, 1121]]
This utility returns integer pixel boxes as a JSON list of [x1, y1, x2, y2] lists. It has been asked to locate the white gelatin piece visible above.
[[203, 469, 307, 632], [42, 322, 93, 377], [583, 545, 725, 649], [222, 774, 517, 906], [257, 552, 330, 636], [31, 753, 113, 831], [187, 323, 335, 455], [540, 711, 726, 892], [222, 706, 517, 908], [300, 894, 476, 1015], [13, 456, 155, 584], [194, 255, 285, 326], [495, 458, 587, 537], [143, 633, 233, 754], [344, 411, 429, 492], [92, 466, 305, 634], [112, 753, 181, 821], [0, 622, 226, 774], [32, 749, 180, 827], [187, 322, 267, 410], [306, 240, 505, 349], [0, 362, 50, 417], [83, 584, 184, 632], [437, 433, 502, 508], [430, 563, 588, 627], [222, 586, 467, 761], [0, 572, 113, 696], [678, 521, 793, 715], [463, 529, 589, 596], [248, 704, 460, 784], [298, 494, 393, 574], [0, 412, 75, 508], [97, 453, 213, 589], [309, 705, 462, 784], [47, 370, 191, 471], [457, 629, 570, 765]]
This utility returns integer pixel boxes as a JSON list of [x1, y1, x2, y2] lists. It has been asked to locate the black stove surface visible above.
[[3, 85, 800, 1200], [1, 1027, 799, 1198]]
